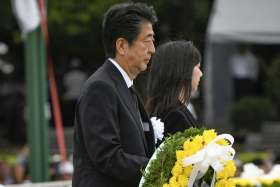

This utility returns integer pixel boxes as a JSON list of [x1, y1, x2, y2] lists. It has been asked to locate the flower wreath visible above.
[[139, 128, 237, 187]]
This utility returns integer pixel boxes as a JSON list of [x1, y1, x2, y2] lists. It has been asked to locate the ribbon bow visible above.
[[182, 134, 235, 187]]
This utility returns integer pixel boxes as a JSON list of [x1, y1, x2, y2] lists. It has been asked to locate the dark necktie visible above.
[[129, 86, 143, 127], [129, 86, 139, 111], [130, 86, 147, 151]]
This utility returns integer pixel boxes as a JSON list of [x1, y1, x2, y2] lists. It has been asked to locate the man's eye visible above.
[[145, 40, 154, 44]]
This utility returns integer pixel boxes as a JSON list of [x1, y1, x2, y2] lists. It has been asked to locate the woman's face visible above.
[[191, 63, 203, 92]]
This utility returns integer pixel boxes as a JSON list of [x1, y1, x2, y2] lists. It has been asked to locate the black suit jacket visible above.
[[161, 104, 197, 137], [72, 60, 155, 187]]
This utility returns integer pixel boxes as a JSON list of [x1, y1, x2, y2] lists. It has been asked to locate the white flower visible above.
[[262, 164, 280, 179], [150, 117, 164, 144], [241, 163, 264, 178]]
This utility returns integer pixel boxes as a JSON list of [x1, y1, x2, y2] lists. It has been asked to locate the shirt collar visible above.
[[109, 58, 133, 88]]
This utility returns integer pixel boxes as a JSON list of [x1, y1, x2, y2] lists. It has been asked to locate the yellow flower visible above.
[[183, 165, 193, 176], [177, 174, 188, 187], [233, 178, 254, 186], [163, 183, 170, 187], [183, 147, 197, 156], [215, 179, 235, 187], [203, 129, 217, 144], [193, 135, 203, 145], [171, 161, 183, 177], [216, 138, 229, 146], [183, 139, 192, 150], [276, 177, 280, 182], [169, 176, 179, 187], [192, 135, 204, 150], [176, 150, 186, 162], [260, 178, 274, 186], [183, 140, 202, 156], [217, 160, 236, 179]]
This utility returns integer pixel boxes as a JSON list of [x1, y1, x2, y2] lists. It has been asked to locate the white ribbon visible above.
[[182, 134, 235, 187]]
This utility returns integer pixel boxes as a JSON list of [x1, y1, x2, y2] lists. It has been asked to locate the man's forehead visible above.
[[138, 22, 154, 38]]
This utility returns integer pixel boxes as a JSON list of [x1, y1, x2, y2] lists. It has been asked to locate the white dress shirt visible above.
[[109, 58, 133, 88]]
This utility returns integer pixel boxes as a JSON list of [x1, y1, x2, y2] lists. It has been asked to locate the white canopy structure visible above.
[[208, 0, 280, 44], [204, 0, 280, 129]]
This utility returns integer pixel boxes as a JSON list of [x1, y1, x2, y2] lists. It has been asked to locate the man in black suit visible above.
[[72, 2, 158, 187]]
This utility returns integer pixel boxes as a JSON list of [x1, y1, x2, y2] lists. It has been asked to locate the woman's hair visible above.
[[146, 40, 201, 117]]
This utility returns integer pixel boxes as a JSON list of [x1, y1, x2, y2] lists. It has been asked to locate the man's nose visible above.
[[149, 43, 155, 54]]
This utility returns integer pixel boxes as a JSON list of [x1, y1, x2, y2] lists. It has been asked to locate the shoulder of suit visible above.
[[83, 62, 114, 86], [165, 107, 196, 128], [163, 107, 185, 121], [80, 74, 115, 98]]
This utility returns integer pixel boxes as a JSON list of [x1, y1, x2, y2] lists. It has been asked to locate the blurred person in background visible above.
[[0, 160, 14, 185], [14, 144, 29, 184], [230, 45, 259, 101], [58, 160, 73, 180], [63, 58, 87, 102], [63, 58, 87, 126]]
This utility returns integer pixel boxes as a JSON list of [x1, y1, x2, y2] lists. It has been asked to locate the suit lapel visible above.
[[117, 85, 149, 151], [104, 61, 149, 154], [181, 106, 197, 126], [137, 95, 155, 157]]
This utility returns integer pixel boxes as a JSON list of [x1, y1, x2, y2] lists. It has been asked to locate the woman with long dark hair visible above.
[[146, 40, 203, 136]]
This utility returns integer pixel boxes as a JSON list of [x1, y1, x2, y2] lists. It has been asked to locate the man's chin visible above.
[[139, 64, 148, 72], [191, 87, 197, 94]]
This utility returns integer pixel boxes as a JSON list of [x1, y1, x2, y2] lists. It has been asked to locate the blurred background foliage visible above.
[[0, 0, 213, 71], [230, 97, 274, 132], [266, 57, 280, 118], [0, 0, 213, 107], [230, 56, 280, 133]]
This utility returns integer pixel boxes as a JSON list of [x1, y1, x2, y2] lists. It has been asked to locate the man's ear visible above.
[[116, 38, 128, 56]]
